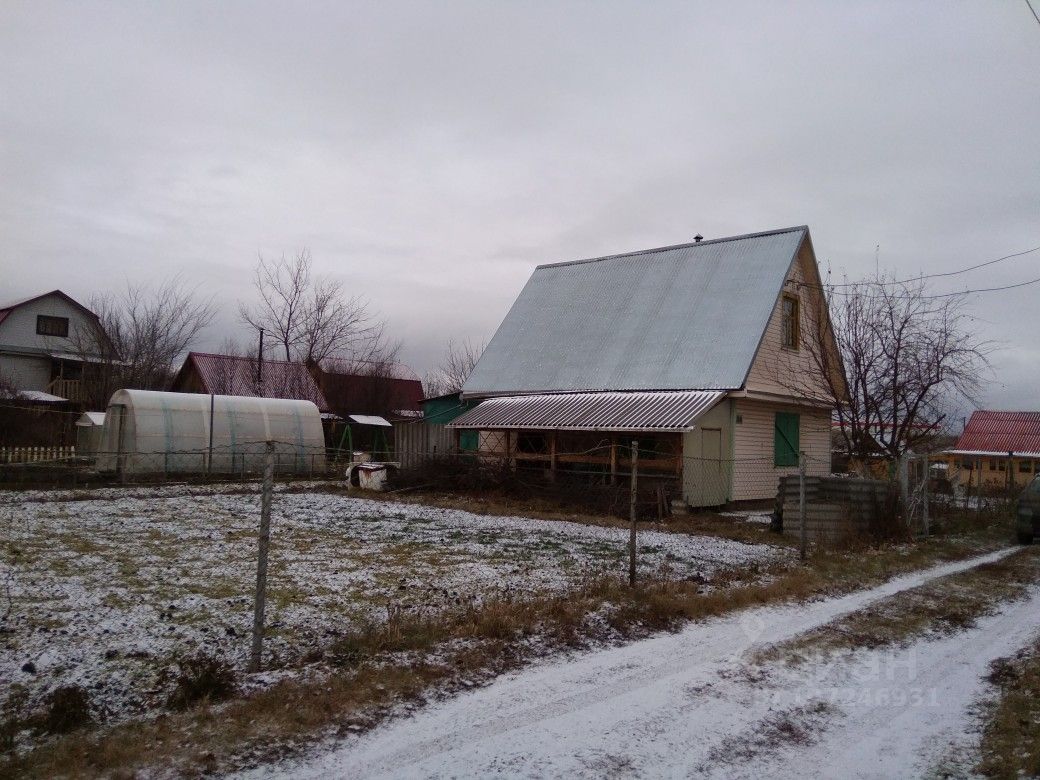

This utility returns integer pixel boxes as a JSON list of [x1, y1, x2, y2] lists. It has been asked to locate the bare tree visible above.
[[72, 278, 216, 406], [240, 250, 379, 364], [795, 273, 990, 460], [424, 338, 484, 397]]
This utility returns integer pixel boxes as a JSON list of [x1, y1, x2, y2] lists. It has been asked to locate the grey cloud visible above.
[[0, 1, 1037, 407]]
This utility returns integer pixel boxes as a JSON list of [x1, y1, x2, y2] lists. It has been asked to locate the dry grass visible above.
[[323, 485, 791, 547], [2, 513, 1018, 780], [703, 700, 838, 768], [976, 638, 1040, 777], [758, 548, 1040, 664]]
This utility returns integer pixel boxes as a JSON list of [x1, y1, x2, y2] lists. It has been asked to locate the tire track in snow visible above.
[[240, 547, 1018, 779], [741, 589, 1040, 779]]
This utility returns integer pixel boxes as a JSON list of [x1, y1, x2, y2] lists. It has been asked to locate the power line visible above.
[[813, 274, 1040, 300], [1026, 0, 1040, 29], [823, 243, 1040, 288]]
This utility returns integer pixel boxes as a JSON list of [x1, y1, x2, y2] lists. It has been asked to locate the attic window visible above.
[[36, 315, 69, 337], [781, 295, 799, 350]]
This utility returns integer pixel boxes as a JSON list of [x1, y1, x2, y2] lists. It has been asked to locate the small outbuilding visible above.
[[96, 389, 326, 476], [75, 411, 106, 455]]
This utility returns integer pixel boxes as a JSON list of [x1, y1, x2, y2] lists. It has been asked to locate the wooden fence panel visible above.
[[0, 446, 77, 464]]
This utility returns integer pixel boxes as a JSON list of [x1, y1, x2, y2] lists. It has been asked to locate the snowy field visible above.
[[0, 483, 782, 726]]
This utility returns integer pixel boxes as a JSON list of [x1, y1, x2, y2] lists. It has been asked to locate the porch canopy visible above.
[[447, 390, 723, 433]]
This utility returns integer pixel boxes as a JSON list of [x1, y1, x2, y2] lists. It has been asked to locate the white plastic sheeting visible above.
[[96, 389, 326, 475]]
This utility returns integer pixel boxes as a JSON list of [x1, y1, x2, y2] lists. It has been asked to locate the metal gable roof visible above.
[[177, 352, 330, 412], [462, 227, 807, 397], [447, 390, 725, 432], [950, 411, 1040, 457]]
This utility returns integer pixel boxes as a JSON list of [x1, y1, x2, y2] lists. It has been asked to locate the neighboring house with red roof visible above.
[[171, 352, 330, 412], [945, 411, 1040, 491], [0, 290, 110, 404], [310, 358, 423, 421]]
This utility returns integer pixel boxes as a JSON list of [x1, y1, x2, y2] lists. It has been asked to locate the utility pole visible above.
[[250, 441, 276, 672], [629, 440, 638, 587], [256, 327, 265, 395]]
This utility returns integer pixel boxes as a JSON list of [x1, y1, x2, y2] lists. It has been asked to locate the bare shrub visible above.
[[167, 653, 237, 710], [41, 686, 92, 734]]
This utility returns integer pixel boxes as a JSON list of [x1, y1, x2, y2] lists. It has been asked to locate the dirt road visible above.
[[246, 548, 1034, 778]]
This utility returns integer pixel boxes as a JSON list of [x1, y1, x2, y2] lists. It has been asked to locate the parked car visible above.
[[1017, 474, 1040, 544]]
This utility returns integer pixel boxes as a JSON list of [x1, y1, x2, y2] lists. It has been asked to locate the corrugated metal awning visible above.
[[447, 390, 724, 433], [348, 414, 392, 427]]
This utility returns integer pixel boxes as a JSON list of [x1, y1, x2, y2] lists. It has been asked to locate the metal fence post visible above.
[[922, 453, 929, 537], [250, 441, 276, 672], [629, 439, 638, 587], [799, 451, 807, 562], [899, 453, 910, 527]]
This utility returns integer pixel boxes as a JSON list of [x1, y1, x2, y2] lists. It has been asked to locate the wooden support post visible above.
[[798, 451, 807, 562], [976, 459, 983, 517], [610, 437, 618, 485], [964, 459, 972, 510], [549, 431, 557, 482], [1008, 451, 1015, 501], [629, 440, 638, 586], [250, 441, 276, 672]]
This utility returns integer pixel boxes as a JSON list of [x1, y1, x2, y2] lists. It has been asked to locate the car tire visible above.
[[1017, 530, 1034, 545]]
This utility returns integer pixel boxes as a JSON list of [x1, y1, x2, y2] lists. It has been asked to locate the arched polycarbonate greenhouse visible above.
[[95, 389, 327, 476]]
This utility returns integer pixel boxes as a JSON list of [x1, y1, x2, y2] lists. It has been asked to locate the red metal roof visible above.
[[313, 362, 423, 417], [951, 411, 1040, 456], [172, 352, 330, 412]]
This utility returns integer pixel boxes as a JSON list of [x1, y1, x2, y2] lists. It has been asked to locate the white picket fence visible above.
[[0, 446, 77, 464]]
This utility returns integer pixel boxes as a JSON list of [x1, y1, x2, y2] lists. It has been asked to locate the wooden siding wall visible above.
[[0, 294, 96, 355], [943, 455, 1040, 491], [731, 398, 830, 501], [0, 354, 51, 391], [744, 242, 836, 401], [682, 400, 732, 506]]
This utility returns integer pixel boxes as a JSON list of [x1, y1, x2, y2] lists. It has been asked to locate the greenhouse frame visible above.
[[95, 389, 327, 476]]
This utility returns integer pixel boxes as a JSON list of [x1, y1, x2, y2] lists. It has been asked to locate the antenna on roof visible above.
[[694, 234, 704, 243]]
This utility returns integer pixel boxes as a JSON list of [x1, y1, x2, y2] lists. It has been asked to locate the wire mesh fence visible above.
[[0, 439, 340, 488]]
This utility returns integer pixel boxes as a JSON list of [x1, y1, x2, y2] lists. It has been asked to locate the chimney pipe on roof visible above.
[[694, 234, 704, 243]]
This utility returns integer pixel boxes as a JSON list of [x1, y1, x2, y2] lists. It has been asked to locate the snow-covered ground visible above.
[[243, 549, 1032, 780], [0, 485, 781, 726]]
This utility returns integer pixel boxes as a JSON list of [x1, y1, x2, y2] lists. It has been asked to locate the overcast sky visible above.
[[1, 1, 1038, 411]]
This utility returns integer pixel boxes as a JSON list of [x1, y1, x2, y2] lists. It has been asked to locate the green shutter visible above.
[[774, 412, 800, 467], [460, 430, 479, 451]]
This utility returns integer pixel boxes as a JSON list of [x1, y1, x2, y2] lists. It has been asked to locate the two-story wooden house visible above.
[[448, 226, 846, 507], [0, 290, 109, 403]]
